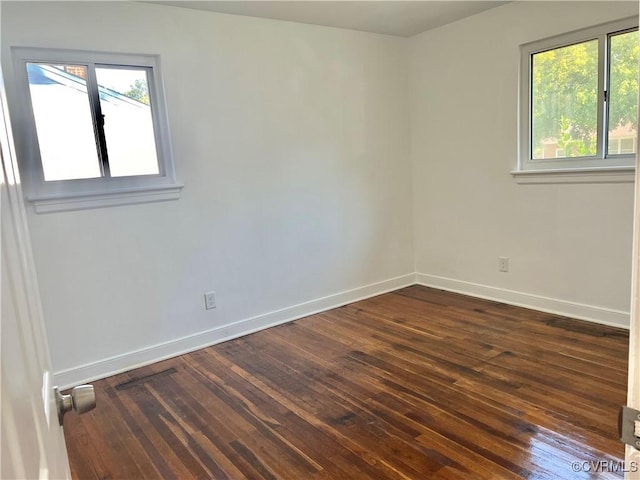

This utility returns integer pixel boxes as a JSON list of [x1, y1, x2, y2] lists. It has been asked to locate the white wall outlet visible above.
[[204, 291, 216, 310], [499, 257, 509, 272]]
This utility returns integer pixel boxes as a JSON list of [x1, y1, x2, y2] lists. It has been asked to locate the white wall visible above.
[[3, 1, 638, 387], [410, 1, 638, 327], [1, 1, 414, 386]]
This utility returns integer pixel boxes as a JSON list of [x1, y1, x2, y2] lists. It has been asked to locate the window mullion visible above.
[[85, 63, 110, 178], [526, 53, 533, 162], [596, 34, 607, 160]]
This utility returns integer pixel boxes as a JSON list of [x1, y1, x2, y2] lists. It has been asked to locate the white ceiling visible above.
[[147, 1, 509, 37]]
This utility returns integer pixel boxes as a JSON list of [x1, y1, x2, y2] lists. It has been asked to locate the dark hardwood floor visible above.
[[64, 286, 629, 479]]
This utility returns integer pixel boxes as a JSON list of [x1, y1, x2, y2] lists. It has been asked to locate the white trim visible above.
[[511, 167, 635, 184], [517, 16, 639, 173], [415, 273, 630, 329], [53, 273, 416, 389], [30, 183, 183, 213], [0, 46, 72, 477], [8, 47, 179, 211], [624, 68, 640, 471], [54, 271, 632, 388]]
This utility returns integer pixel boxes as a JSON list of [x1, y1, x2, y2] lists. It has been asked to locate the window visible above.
[[518, 17, 638, 177], [10, 48, 181, 212]]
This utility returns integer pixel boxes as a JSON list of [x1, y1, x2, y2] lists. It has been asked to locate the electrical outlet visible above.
[[204, 291, 216, 310], [499, 257, 509, 272]]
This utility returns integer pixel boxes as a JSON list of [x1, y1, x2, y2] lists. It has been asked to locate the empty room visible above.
[[1, 1, 639, 479]]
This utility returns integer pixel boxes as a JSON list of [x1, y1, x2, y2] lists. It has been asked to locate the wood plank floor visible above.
[[64, 286, 629, 479]]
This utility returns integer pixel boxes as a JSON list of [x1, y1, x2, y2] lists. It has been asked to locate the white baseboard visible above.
[[56, 272, 629, 388], [415, 272, 630, 330], [54, 273, 416, 389]]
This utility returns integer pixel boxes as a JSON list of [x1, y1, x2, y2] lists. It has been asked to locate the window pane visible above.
[[27, 63, 101, 181], [95, 67, 159, 177], [607, 30, 638, 157], [531, 40, 598, 159]]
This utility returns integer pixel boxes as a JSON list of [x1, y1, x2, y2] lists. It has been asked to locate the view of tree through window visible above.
[[531, 30, 638, 160], [26, 63, 159, 181], [124, 79, 150, 105], [95, 67, 158, 177], [607, 31, 639, 156]]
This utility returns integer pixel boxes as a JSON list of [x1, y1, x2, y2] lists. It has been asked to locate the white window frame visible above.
[[10, 47, 182, 213], [515, 16, 638, 183]]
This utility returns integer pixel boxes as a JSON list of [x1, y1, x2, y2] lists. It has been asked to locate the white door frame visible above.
[[626, 163, 640, 477], [0, 7, 71, 475], [623, 56, 640, 478]]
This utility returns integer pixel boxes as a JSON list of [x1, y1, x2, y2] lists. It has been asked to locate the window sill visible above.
[[511, 167, 635, 184], [28, 183, 183, 213]]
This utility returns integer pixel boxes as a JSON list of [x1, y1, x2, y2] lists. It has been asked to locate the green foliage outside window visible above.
[[124, 79, 150, 105], [531, 31, 638, 159]]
